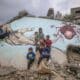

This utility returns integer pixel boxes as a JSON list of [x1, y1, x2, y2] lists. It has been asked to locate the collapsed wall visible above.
[[67, 45, 80, 65], [66, 45, 80, 79]]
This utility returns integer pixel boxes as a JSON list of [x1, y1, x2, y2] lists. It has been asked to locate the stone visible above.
[[51, 48, 67, 68], [0, 67, 16, 76], [10, 78, 15, 80], [29, 76, 34, 80], [76, 72, 80, 79]]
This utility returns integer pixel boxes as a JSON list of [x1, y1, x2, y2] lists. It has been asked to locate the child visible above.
[[38, 28, 44, 40], [37, 43, 50, 66], [27, 47, 35, 70], [45, 35, 52, 53], [39, 38, 45, 46]]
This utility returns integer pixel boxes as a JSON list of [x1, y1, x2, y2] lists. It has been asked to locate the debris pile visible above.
[[66, 45, 80, 79], [0, 45, 80, 80]]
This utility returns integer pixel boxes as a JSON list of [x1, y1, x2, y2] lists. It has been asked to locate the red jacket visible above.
[[45, 39, 52, 47]]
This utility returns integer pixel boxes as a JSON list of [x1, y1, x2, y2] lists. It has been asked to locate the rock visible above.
[[0, 67, 16, 76], [54, 76, 64, 80], [16, 70, 25, 75], [29, 76, 34, 80], [66, 45, 80, 78], [0, 65, 77, 80], [10, 78, 15, 80], [67, 45, 80, 64], [77, 72, 80, 79], [51, 48, 67, 68]]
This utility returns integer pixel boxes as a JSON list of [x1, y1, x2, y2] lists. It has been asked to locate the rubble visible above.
[[0, 45, 80, 80], [66, 45, 80, 80]]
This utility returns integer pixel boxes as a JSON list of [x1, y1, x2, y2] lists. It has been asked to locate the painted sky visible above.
[[0, 0, 80, 24]]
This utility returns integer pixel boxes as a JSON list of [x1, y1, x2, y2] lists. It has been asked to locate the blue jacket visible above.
[[27, 52, 35, 60], [41, 47, 50, 58]]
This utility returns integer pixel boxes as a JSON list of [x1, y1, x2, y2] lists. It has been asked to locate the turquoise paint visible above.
[[0, 17, 80, 60]]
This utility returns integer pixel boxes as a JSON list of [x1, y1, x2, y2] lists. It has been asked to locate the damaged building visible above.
[[71, 7, 80, 24]]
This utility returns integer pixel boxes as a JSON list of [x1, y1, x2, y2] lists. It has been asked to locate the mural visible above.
[[53, 23, 80, 40], [0, 17, 80, 50], [0, 17, 80, 70], [0, 25, 34, 45]]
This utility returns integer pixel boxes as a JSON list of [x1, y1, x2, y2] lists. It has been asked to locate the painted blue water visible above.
[[0, 17, 80, 63], [10, 17, 80, 50]]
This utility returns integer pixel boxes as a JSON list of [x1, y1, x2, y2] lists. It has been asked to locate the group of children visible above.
[[26, 28, 52, 70]]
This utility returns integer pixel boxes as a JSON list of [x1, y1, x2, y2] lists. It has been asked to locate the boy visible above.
[[27, 47, 35, 70], [39, 38, 45, 46], [45, 35, 52, 53], [38, 43, 50, 66], [38, 28, 44, 40]]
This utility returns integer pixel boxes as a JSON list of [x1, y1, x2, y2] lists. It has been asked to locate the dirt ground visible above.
[[0, 46, 80, 80]]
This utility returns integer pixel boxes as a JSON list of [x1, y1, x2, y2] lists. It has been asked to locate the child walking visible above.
[[37, 43, 50, 66], [26, 47, 35, 70]]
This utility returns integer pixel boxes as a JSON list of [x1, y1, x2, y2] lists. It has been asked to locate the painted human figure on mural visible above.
[[53, 23, 80, 41]]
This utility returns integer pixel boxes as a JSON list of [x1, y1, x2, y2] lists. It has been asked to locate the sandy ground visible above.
[[0, 48, 79, 80], [0, 48, 67, 70]]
